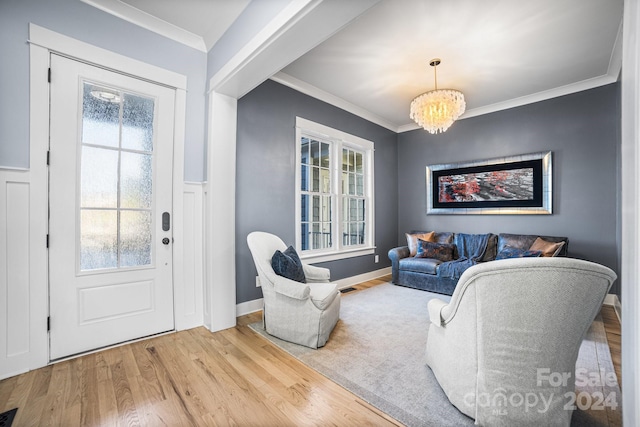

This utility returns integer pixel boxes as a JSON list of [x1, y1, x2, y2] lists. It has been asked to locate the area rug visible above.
[[249, 283, 622, 426]]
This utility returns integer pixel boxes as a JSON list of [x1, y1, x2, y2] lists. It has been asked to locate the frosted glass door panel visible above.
[[82, 84, 120, 148], [80, 146, 118, 208], [121, 152, 152, 209], [80, 210, 118, 270], [79, 80, 156, 271], [122, 93, 155, 152], [120, 210, 152, 267]]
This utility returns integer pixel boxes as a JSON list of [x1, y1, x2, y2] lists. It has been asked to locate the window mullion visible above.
[[332, 139, 341, 253]]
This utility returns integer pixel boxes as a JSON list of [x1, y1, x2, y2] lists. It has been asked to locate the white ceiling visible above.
[[84, 0, 624, 132]]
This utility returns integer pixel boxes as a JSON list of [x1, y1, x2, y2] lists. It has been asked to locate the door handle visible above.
[[162, 237, 170, 245], [162, 212, 170, 231]]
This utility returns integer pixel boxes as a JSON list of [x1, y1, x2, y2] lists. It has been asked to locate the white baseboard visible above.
[[603, 293, 622, 323], [334, 267, 392, 289], [236, 298, 264, 317], [236, 267, 392, 317]]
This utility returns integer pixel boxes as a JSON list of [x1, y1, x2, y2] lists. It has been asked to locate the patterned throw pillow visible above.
[[406, 231, 436, 256], [271, 246, 306, 283], [529, 237, 565, 257], [495, 246, 543, 260], [414, 240, 455, 262]]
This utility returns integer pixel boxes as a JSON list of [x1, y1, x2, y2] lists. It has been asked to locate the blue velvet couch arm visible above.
[[388, 246, 410, 283]]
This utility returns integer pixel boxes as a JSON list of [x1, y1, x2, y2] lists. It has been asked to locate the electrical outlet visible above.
[[374, 254, 379, 263], [256, 276, 261, 287]]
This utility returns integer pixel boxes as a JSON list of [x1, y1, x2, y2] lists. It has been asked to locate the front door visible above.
[[48, 54, 176, 360]]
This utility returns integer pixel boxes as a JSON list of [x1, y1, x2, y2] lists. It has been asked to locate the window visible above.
[[296, 117, 375, 262]]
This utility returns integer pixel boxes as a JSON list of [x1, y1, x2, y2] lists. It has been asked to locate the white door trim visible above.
[[29, 24, 187, 90], [28, 24, 187, 367]]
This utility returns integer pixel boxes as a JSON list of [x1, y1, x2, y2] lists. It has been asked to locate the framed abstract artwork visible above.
[[426, 151, 552, 215]]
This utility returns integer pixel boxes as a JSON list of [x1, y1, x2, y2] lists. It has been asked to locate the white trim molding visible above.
[[272, 72, 398, 132], [177, 182, 206, 330], [204, 92, 238, 332], [79, 0, 207, 52], [236, 299, 264, 318], [28, 24, 187, 90], [333, 267, 391, 289], [621, 0, 640, 424], [603, 294, 622, 324]]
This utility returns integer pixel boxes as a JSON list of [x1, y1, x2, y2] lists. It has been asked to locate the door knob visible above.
[[162, 237, 170, 245]]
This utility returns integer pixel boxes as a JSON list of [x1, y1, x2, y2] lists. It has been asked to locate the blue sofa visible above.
[[388, 232, 569, 295]]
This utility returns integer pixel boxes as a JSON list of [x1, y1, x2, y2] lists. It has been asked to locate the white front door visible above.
[[48, 54, 176, 360]]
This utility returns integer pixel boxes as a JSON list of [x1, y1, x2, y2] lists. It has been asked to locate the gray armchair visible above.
[[247, 231, 340, 348], [425, 257, 616, 426]]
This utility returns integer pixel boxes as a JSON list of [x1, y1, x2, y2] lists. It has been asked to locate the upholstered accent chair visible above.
[[246, 231, 340, 348], [426, 257, 616, 426]]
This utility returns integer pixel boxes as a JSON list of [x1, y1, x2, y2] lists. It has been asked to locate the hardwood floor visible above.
[[0, 275, 622, 426]]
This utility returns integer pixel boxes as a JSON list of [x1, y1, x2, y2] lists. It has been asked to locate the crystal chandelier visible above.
[[410, 59, 466, 134]]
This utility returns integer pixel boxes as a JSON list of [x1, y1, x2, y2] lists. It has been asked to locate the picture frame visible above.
[[426, 151, 552, 215]]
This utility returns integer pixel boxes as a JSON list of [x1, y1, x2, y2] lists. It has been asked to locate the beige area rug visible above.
[[249, 283, 622, 426]]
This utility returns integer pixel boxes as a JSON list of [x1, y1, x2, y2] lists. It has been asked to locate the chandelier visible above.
[[410, 59, 465, 134]]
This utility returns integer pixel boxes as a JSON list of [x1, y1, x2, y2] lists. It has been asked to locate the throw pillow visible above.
[[406, 231, 436, 257], [271, 246, 306, 283], [529, 237, 565, 257], [495, 246, 543, 260], [415, 240, 455, 262]]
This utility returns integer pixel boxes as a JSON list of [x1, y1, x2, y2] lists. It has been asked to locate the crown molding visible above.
[[271, 72, 399, 132], [80, 0, 207, 52], [459, 73, 619, 122], [276, 67, 620, 135]]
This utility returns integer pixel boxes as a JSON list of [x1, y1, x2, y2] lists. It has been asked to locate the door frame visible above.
[[28, 23, 187, 366]]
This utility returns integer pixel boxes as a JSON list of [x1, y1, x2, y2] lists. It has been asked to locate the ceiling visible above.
[[85, 0, 624, 132]]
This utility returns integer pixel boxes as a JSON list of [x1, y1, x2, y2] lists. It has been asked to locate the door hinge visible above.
[[46, 234, 49, 248], [48, 68, 51, 83], [47, 316, 50, 332], [46, 150, 50, 166]]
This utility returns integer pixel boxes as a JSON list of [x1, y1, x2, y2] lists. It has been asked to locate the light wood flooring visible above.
[[0, 275, 622, 426]]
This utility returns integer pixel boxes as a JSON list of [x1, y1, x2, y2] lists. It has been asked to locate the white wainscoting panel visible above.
[[177, 182, 205, 330], [0, 167, 48, 380], [5, 182, 31, 356]]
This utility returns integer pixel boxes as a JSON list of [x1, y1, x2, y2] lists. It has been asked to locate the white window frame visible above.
[[295, 117, 375, 263]]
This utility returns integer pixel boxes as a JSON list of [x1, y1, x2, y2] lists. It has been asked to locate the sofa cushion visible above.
[[399, 257, 442, 275], [415, 240, 455, 262], [529, 237, 565, 257], [498, 233, 568, 256], [271, 246, 306, 283], [308, 282, 339, 310], [481, 234, 498, 261], [432, 231, 455, 244], [406, 231, 435, 256], [495, 246, 543, 260]]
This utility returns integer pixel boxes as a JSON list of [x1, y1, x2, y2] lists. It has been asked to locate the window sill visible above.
[[300, 247, 375, 264]]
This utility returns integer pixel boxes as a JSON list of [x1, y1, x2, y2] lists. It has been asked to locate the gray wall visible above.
[[236, 80, 398, 304], [397, 83, 621, 295], [0, 0, 207, 181]]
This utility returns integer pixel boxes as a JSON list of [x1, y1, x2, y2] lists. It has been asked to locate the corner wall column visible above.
[[621, 0, 640, 424], [204, 91, 237, 332]]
